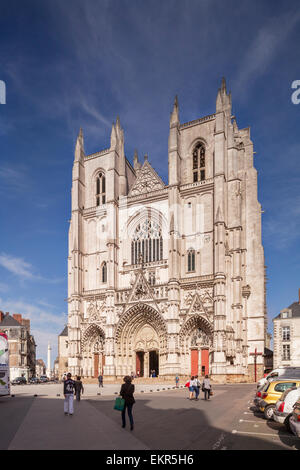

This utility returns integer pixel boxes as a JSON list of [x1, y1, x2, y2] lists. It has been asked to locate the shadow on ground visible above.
[[1, 386, 299, 450]]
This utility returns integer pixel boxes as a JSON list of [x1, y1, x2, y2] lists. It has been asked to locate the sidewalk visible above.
[[11, 382, 183, 398], [8, 395, 148, 450]]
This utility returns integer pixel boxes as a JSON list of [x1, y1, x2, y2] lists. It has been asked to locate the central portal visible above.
[[149, 350, 159, 377]]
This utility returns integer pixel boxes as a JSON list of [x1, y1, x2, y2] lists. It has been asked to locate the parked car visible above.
[[258, 378, 300, 420], [289, 398, 300, 438], [273, 386, 300, 430], [11, 376, 27, 385], [39, 375, 48, 383], [29, 377, 40, 384], [257, 367, 300, 389]]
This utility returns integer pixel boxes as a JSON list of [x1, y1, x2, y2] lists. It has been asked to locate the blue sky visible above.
[[0, 0, 299, 364]]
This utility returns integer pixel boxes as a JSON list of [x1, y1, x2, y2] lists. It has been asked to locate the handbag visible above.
[[114, 396, 125, 411]]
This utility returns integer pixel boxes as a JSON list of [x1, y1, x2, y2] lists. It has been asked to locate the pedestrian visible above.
[[202, 374, 211, 400], [120, 375, 135, 431], [175, 375, 179, 388], [63, 372, 76, 415], [98, 373, 103, 388], [74, 375, 84, 401], [189, 376, 196, 400], [194, 375, 200, 400]]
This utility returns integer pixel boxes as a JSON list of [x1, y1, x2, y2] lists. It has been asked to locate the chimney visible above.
[[0, 311, 4, 323], [13, 314, 22, 324], [21, 318, 30, 331]]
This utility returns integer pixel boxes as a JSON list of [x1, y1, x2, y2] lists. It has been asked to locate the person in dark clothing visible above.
[[120, 376, 135, 431], [74, 376, 84, 401], [202, 375, 211, 401], [63, 372, 76, 415], [98, 374, 103, 388]]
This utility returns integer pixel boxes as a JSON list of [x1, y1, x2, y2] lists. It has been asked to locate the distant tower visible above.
[[47, 342, 52, 378]]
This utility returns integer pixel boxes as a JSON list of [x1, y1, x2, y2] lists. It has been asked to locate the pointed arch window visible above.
[[131, 219, 163, 265], [96, 172, 106, 206], [101, 262, 107, 283], [187, 249, 196, 273], [192, 143, 206, 182]]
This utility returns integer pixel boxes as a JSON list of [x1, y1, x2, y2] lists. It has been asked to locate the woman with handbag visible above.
[[120, 375, 135, 430]]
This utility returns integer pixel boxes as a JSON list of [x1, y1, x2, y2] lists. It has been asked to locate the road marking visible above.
[[232, 430, 299, 440], [239, 419, 258, 423], [212, 433, 226, 450]]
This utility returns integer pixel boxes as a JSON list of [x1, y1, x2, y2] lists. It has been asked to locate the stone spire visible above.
[[133, 148, 138, 167], [74, 127, 85, 162], [216, 77, 232, 114], [170, 95, 179, 128]]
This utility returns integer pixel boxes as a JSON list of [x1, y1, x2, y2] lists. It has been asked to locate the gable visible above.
[[129, 160, 165, 196]]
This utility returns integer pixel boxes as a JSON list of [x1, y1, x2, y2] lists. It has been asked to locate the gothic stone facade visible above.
[[67, 79, 266, 382]]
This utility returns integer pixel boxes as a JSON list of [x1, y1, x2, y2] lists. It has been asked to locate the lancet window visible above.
[[187, 248, 195, 272], [96, 172, 106, 206], [192, 143, 206, 182]]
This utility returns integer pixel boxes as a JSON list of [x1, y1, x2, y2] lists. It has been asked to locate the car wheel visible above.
[[264, 405, 275, 420], [284, 414, 292, 432]]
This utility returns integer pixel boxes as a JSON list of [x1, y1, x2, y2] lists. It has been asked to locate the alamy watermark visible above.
[[0, 80, 6, 104], [291, 80, 300, 105]]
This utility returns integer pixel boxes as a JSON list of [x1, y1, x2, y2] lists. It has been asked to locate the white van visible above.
[[257, 367, 300, 389]]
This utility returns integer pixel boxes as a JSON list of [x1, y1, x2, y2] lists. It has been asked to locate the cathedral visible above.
[[67, 79, 266, 382]]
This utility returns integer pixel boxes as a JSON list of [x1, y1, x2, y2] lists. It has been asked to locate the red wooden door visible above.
[[201, 349, 209, 376], [102, 354, 105, 374], [94, 353, 99, 378], [191, 349, 198, 376]]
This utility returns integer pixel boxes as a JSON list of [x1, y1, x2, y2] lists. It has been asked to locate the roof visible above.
[[0, 313, 22, 327], [274, 301, 300, 320], [59, 325, 68, 336], [289, 302, 300, 318]]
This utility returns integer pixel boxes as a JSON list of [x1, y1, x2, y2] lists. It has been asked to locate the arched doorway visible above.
[[134, 324, 160, 377], [179, 315, 213, 376], [115, 303, 167, 377], [81, 324, 105, 378]]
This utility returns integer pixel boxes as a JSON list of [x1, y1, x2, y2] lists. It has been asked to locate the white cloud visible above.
[[0, 297, 65, 364], [234, 10, 300, 94], [0, 253, 37, 280], [0, 252, 64, 284]]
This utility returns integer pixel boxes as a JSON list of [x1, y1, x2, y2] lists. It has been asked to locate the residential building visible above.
[[0, 311, 36, 381], [273, 290, 300, 368]]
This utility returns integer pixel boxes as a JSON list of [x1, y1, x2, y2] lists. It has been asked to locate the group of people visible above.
[[186, 374, 212, 400], [62, 371, 211, 428]]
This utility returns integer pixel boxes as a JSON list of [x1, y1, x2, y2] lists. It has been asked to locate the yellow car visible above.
[[259, 378, 300, 420]]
